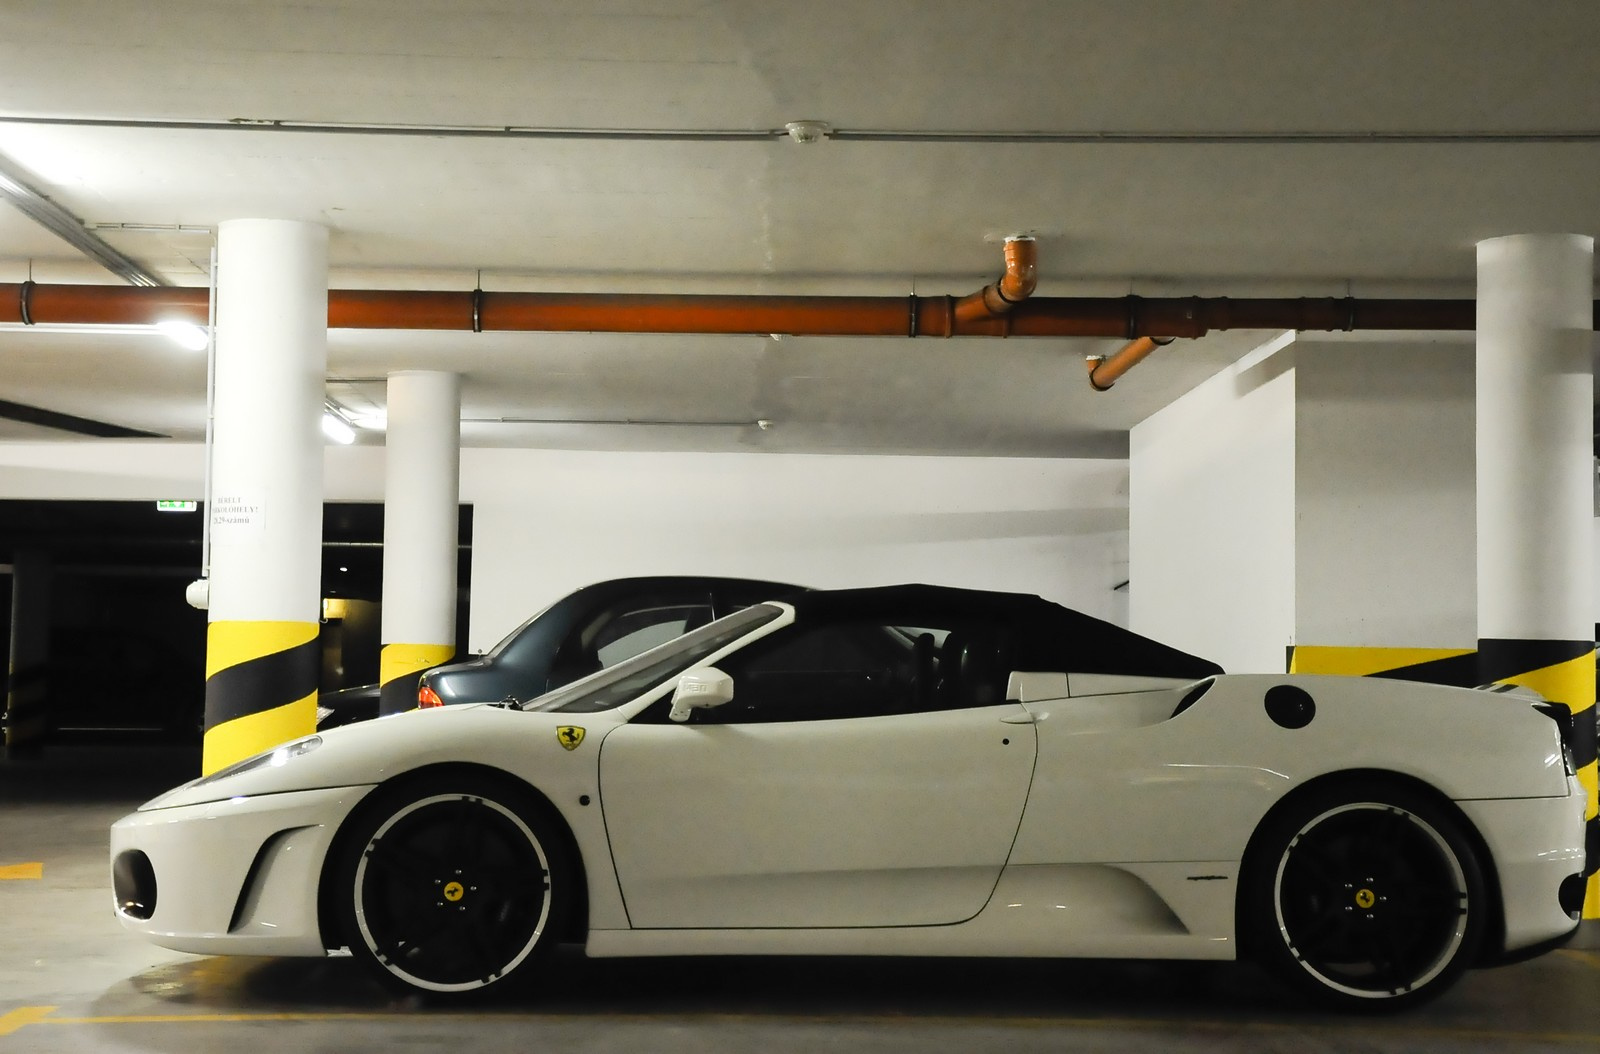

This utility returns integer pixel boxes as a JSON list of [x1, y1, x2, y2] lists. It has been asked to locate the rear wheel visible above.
[[1245, 785, 1486, 1011], [335, 775, 571, 999]]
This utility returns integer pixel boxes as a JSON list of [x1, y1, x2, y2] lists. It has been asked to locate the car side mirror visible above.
[[668, 667, 735, 723]]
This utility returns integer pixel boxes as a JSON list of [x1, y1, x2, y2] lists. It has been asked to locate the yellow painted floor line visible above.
[[41, 1012, 390, 1026], [0, 1006, 58, 1037], [0, 862, 42, 880]]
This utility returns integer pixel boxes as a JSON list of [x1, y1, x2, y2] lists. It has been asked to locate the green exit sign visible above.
[[155, 500, 198, 512]]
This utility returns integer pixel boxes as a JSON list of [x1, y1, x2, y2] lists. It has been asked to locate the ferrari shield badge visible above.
[[556, 726, 586, 751]]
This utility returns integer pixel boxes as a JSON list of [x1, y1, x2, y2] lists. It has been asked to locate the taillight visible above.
[[1533, 702, 1576, 776], [418, 684, 443, 709]]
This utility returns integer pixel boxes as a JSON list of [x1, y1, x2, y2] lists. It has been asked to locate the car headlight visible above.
[[140, 735, 324, 810], [196, 735, 324, 786]]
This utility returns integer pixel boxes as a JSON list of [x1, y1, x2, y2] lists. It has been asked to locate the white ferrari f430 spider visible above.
[[111, 585, 1590, 1010]]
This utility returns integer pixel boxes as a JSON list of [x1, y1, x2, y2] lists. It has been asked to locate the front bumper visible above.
[[110, 784, 374, 957]]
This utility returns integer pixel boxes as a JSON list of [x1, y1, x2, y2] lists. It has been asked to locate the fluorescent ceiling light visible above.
[[0, 321, 203, 341], [154, 319, 209, 351], [321, 413, 356, 445]]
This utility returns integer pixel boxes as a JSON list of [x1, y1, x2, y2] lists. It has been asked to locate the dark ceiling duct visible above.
[[6, 281, 1596, 340], [0, 396, 166, 438]]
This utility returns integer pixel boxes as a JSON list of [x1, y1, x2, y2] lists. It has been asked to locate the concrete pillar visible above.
[[203, 219, 328, 775], [378, 371, 461, 716], [4, 550, 52, 758], [1475, 233, 1597, 927]]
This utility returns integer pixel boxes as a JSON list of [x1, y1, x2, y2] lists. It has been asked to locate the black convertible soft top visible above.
[[776, 583, 1223, 680]]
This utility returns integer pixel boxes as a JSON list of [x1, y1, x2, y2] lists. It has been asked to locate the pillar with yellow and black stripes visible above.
[[1476, 233, 1598, 934], [203, 219, 329, 776], [377, 371, 461, 716]]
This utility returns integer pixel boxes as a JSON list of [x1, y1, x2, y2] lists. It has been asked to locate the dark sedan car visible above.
[[316, 575, 799, 728]]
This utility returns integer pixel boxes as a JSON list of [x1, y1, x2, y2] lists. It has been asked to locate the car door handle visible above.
[[999, 711, 1036, 724]]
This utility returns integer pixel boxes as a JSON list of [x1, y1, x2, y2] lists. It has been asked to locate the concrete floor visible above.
[[3, 745, 1597, 1053]]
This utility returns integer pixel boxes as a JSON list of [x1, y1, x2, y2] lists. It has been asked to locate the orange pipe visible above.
[[9, 282, 209, 325], [7, 282, 1576, 339], [1088, 337, 1175, 391], [952, 236, 1038, 324]]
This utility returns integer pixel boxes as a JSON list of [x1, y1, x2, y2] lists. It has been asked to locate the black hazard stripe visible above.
[[205, 637, 321, 729], [1371, 638, 1597, 689], [1370, 652, 1482, 688], [1475, 638, 1596, 686]]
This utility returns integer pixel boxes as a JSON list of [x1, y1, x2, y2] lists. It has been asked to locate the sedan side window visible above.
[[595, 607, 707, 666], [547, 601, 714, 691]]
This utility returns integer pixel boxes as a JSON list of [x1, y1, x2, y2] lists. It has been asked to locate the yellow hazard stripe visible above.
[[202, 694, 317, 776], [203, 620, 321, 776], [1580, 761, 1599, 921], [1501, 651, 1596, 715], [1288, 645, 1475, 678], [0, 862, 43, 880], [206, 621, 318, 679], [379, 642, 456, 687]]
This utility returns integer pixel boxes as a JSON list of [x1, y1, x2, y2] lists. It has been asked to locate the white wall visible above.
[[0, 442, 1131, 653], [0, 442, 385, 501], [1129, 334, 1298, 673], [461, 450, 1129, 651], [1294, 337, 1477, 649]]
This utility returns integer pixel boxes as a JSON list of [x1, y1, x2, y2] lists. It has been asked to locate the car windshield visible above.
[[522, 604, 785, 714]]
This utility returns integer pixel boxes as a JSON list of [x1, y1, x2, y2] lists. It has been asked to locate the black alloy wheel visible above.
[[336, 776, 571, 998], [1246, 785, 1485, 1011]]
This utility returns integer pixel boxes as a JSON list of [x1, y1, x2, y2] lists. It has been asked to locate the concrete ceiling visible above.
[[1, 0, 1597, 455]]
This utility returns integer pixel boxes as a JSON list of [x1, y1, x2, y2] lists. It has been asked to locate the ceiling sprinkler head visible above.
[[784, 121, 833, 144]]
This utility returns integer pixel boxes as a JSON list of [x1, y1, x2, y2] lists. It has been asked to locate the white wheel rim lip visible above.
[[1273, 802, 1469, 1000], [353, 793, 552, 993]]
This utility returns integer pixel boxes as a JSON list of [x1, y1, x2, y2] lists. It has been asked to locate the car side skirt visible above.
[[585, 862, 1238, 961]]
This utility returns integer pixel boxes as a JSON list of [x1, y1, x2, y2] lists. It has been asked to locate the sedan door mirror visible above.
[[668, 667, 735, 723]]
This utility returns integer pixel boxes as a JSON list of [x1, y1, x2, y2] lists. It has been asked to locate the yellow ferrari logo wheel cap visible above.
[[1355, 888, 1376, 909], [443, 881, 465, 902], [557, 726, 586, 751]]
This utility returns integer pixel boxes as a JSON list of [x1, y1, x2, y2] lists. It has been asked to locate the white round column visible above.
[[378, 370, 462, 715], [1475, 232, 1597, 928], [204, 219, 328, 774]]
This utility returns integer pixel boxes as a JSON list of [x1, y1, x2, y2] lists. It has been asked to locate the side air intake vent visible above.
[[1170, 679, 1214, 719]]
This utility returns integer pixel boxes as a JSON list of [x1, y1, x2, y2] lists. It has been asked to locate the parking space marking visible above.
[[0, 863, 42, 880], [0, 1006, 58, 1037], [40, 1012, 391, 1026]]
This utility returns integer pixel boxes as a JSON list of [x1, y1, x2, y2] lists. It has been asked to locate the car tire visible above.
[[1243, 783, 1486, 1011], [333, 773, 572, 1000]]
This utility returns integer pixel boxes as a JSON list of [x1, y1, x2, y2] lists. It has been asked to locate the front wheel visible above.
[[333, 775, 572, 999], [1244, 785, 1486, 1011]]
